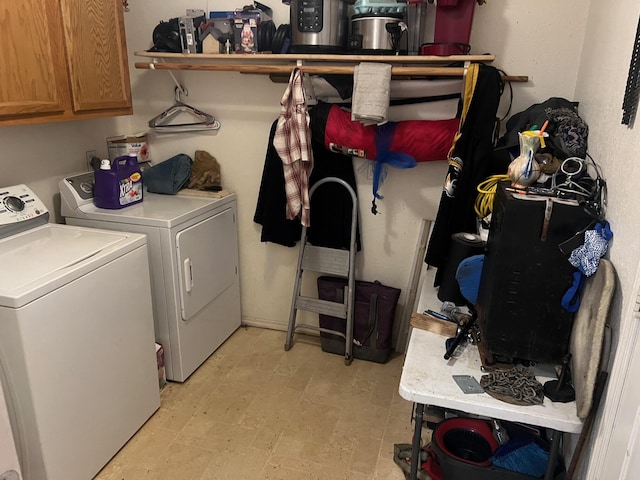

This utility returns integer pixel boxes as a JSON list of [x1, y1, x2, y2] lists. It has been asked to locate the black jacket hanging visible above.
[[254, 119, 361, 250], [425, 64, 503, 273]]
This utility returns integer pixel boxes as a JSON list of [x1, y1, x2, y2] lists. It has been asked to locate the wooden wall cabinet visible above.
[[0, 0, 132, 127]]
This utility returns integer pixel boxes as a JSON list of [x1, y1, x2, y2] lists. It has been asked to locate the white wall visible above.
[[0, 116, 130, 221], [572, 1, 640, 478]]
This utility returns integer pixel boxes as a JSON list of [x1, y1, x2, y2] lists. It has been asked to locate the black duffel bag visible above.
[[317, 276, 401, 363]]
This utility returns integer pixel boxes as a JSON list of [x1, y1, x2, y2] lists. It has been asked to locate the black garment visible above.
[[498, 97, 587, 160], [425, 64, 503, 273], [254, 120, 361, 250]]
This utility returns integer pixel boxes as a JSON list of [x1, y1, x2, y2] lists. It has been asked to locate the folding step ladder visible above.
[[284, 177, 358, 365]]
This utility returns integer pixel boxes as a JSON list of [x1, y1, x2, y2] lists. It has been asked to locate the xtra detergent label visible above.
[[119, 174, 143, 206]]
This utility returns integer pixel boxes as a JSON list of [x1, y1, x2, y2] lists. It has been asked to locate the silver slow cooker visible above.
[[290, 0, 354, 53], [349, 13, 407, 54]]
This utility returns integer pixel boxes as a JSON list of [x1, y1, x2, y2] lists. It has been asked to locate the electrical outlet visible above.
[[85, 150, 97, 170]]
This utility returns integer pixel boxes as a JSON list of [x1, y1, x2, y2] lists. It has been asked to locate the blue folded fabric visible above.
[[142, 154, 193, 194], [569, 221, 613, 276]]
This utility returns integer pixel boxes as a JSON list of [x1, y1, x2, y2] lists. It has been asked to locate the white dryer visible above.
[[60, 171, 241, 382], [0, 184, 159, 480]]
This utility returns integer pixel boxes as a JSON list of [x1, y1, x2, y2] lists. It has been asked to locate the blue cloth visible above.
[[562, 221, 613, 312], [561, 271, 586, 313], [142, 154, 193, 194], [371, 122, 416, 213], [569, 221, 613, 276], [492, 441, 549, 478], [455, 254, 485, 304]]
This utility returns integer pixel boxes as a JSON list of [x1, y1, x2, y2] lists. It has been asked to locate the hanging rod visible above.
[[138, 62, 464, 75], [136, 61, 528, 81]]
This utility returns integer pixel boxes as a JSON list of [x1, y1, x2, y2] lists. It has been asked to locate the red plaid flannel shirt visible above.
[[273, 68, 314, 227]]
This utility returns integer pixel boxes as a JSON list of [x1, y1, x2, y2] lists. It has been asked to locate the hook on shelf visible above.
[[168, 71, 188, 101], [150, 59, 188, 99]]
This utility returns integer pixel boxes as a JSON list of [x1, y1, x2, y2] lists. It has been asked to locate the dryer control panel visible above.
[[0, 184, 49, 239]]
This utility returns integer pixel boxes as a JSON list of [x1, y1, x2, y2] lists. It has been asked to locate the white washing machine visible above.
[[0, 184, 160, 480], [60, 170, 241, 382], [0, 380, 21, 480]]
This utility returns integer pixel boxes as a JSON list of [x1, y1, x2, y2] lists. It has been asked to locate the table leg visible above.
[[544, 429, 561, 480], [410, 403, 424, 480]]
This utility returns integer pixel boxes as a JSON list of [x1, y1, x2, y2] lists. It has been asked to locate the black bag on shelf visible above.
[[317, 276, 401, 363]]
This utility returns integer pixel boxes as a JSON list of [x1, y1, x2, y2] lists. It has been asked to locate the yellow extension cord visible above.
[[474, 175, 511, 219]]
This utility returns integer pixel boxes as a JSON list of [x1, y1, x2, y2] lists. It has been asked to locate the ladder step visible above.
[[295, 296, 347, 318], [301, 245, 350, 277]]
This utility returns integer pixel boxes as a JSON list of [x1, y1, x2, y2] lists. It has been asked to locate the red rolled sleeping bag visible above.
[[315, 104, 460, 162]]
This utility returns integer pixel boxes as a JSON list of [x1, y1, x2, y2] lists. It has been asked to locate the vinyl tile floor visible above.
[[95, 326, 421, 480]]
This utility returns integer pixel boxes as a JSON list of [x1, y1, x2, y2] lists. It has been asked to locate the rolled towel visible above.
[[351, 62, 392, 126]]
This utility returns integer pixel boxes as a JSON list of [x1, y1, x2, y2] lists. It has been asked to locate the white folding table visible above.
[[399, 328, 584, 480]]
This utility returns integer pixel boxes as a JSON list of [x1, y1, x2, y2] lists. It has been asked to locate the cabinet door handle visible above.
[[183, 258, 193, 292]]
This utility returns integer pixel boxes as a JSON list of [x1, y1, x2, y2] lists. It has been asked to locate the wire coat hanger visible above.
[[148, 70, 221, 134]]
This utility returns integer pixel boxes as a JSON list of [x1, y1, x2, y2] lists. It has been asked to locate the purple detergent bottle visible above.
[[94, 154, 143, 209]]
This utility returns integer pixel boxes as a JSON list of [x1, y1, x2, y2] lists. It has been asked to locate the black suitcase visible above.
[[476, 182, 593, 364], [317, 276, 401, 363]]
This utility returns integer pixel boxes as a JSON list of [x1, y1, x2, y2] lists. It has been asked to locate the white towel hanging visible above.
[[351, 62, 392, 126]]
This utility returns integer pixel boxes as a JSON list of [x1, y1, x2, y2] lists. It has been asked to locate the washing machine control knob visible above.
[[4, 196, 24, 212]]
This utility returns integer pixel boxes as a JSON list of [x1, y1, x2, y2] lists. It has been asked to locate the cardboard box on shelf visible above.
[[106, 133, 150, 162]]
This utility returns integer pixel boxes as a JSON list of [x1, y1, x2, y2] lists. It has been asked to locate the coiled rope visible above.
[[474, 174, 511, 219]]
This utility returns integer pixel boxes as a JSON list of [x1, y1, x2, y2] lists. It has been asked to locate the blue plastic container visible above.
[[93, 155, 143, 209]]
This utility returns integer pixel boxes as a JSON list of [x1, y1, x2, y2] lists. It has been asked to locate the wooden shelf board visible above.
[[133, 52, 527, 81], [134, 51, 496, 64]]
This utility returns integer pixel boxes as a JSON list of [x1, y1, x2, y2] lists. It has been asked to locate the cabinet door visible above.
[[59, 0, 132, 112], [0, 1, 70, 117]]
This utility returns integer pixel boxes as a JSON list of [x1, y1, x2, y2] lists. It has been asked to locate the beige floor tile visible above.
[[175, 422, 259, 454], [389, 390, 415, 422], [94, 462, 161, 480], [251, 425, 284, 452], [151, 441, 212, 480], [314, 466, 371, 480], [108, 421, 177, 471], [348, 434, 383, 475], [334, 402, 390, 439], [375, 455, 409, 480], [262, 453, 325, 480], [200, 446, 270, 480], [97, 327, 415, 480], [273, 428, 354, 469]]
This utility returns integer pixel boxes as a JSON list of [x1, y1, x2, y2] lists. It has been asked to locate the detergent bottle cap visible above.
[[100, 159, 112, 170]]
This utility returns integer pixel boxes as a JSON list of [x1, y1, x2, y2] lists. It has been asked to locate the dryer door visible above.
[[176, 208, 237, 321]]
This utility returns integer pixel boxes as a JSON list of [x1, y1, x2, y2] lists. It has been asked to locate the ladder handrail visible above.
[[285, 176, 359, 365]]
